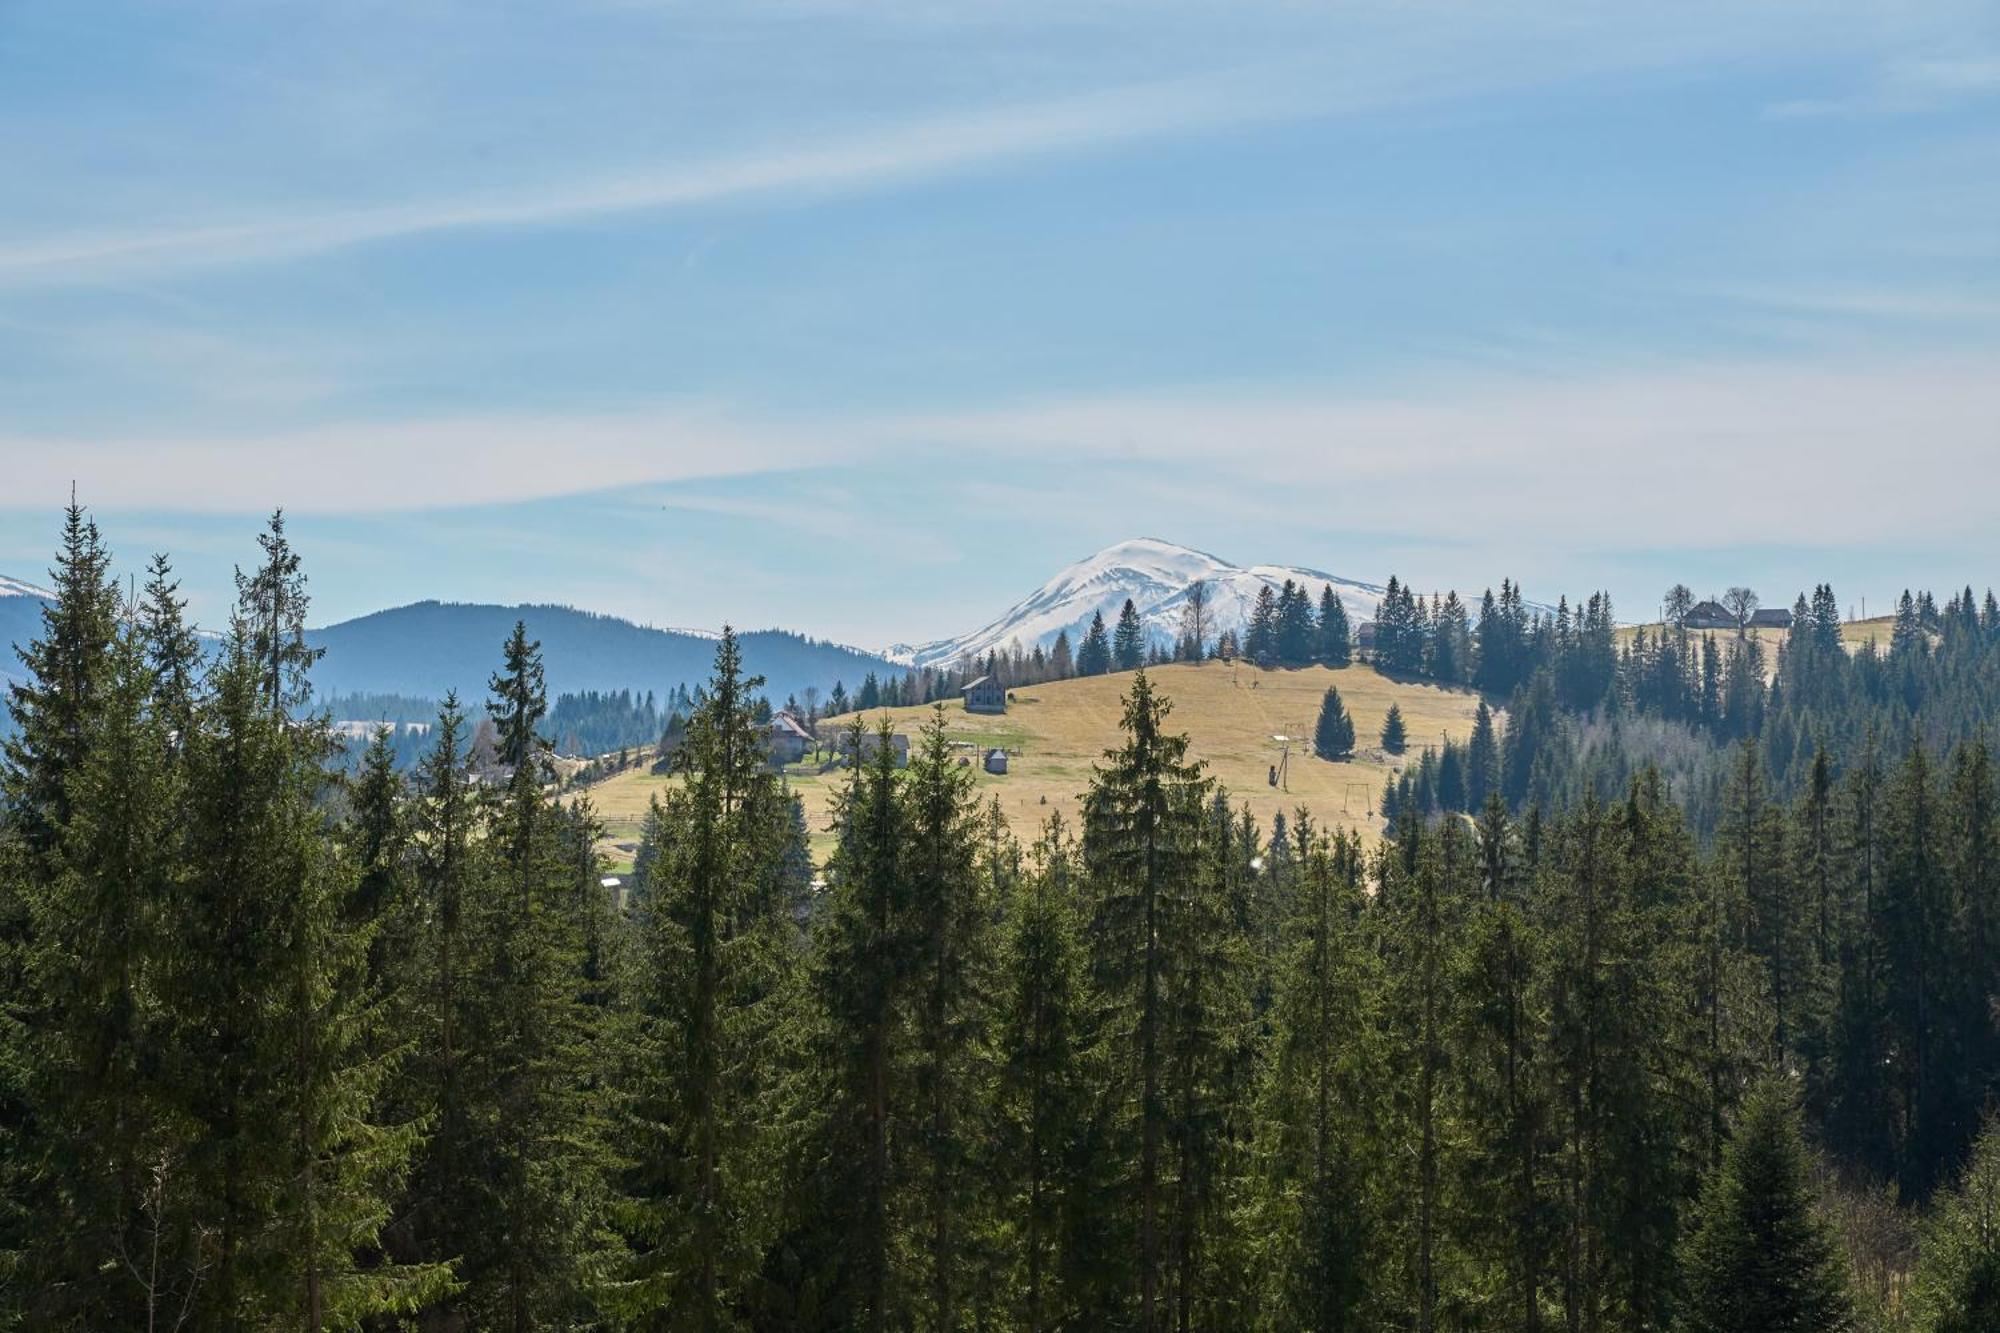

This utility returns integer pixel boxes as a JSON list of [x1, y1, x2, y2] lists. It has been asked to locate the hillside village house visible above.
[[1684, 600, 1737, 630], [766, 711, 814, 766], [1682, 600, 1794, 632], [984, 747, 1009, 774], [961, 675, 1007, 715], [839, 730, 910, 769]]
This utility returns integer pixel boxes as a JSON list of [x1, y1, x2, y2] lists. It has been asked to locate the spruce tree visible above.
[[347, 727, 420, 1014], [1277, 580, 1316, 666], [1500, 673, 1560, 809], [1256, 824, 1379, 1329], [1677, 1081, 1851, 1333], [1115, 598, 1147, 672], [1725, 743, 1803, 1064], [166, 519, 444, 1326], [9, 614, 188, 1325], [1436, 742, 1467, 813], [1453, 812, 1552, 1329], [137, 551, 204, 746], [1159, 794, 1257, 1330], [1376, 578, 1432, 677], [1795, 748, 1838, 970], [1080, 670, 1212, 1330], [2, 498, 121, 864], [1466, 701, 1498, 810], [459, 622, 614, 1327], [1246, 585, 1280, 665], [0, 501, 121, 1314], [625, 626, 794, 1328], [236, 509, 323, 715], [401, 693, 485, 1292], [1893, 591, 1925, 658], [1050, 629, 1074, 679], [1381, 704, 1408, 756], [901, 708, 996, 1325], [993, 817, 1097, 1332], [808, 714, 912, 1329], [1078, 612, 1113, 677], [1880, 745, 1956, 1197], [1375, 817, 1474, 1330], [1825, 740, 1895, 1178], [1543, 793, 1689, 1327], [1432, 592, 1473, 686], [1314, 687, 1356, 761], [1318, 586, 1352, 668]]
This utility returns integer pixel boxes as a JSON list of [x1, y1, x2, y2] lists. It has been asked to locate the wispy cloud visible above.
[[13, 355, 1999, 557], [0, 68, 1310, 286], [889, 356, 2000, 549], [0, 406, 860, 515], [5, 1, 1937, 289], [1708, 281, 2000, 324], [1770, 52, 2000, 118]]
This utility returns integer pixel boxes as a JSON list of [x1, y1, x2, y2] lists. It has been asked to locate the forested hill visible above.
[[17, 508, 2000, 1328], [304, 599, 895, 703]]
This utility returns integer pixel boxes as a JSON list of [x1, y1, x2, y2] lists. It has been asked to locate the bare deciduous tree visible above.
[[801, 685, 821, 757], [1724, 586, 1760, 634]]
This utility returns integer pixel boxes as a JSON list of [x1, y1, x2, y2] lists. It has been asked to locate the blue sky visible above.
[[2, 1, 1997, 645]]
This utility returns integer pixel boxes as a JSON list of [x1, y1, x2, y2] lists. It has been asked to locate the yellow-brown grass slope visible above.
[[584, 659, 1491, 865]]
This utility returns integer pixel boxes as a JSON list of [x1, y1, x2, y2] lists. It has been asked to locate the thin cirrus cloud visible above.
[[0, 68, 1318, 287], [0, 1, 1916, 289], [1769, 52, 2000, 118], [1705, 282, 2000, 325], [0, 407, 860, 516], [9, 354, 1997, 556], [887, 354, 2000, 549]]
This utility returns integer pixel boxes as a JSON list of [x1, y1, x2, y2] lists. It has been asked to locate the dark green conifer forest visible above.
[[7, 506, 2000, 1330]]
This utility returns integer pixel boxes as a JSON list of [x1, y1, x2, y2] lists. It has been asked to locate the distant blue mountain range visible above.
[[303, 600, 895, 706], [2, 583, 898, 711], [0, 578, 53, 692]]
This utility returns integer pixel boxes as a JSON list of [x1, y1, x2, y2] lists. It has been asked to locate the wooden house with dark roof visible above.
[[960, 675, 1007, 715], [1684, 600, 1737, 631]]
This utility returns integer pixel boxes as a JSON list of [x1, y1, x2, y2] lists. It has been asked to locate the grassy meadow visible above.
[[583, 658, 1493, 869]]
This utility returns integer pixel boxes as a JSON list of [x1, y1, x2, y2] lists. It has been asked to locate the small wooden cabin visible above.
[[765, 712, 814, 765], [961, 675, 1007, 715]]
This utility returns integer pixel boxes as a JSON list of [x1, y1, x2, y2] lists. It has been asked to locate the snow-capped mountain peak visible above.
[[0, 575, 54, 600], [888, 540, 1388, 670]]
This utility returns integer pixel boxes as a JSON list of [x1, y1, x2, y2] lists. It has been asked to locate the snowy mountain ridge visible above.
[[886, 538, 1391, 670]]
